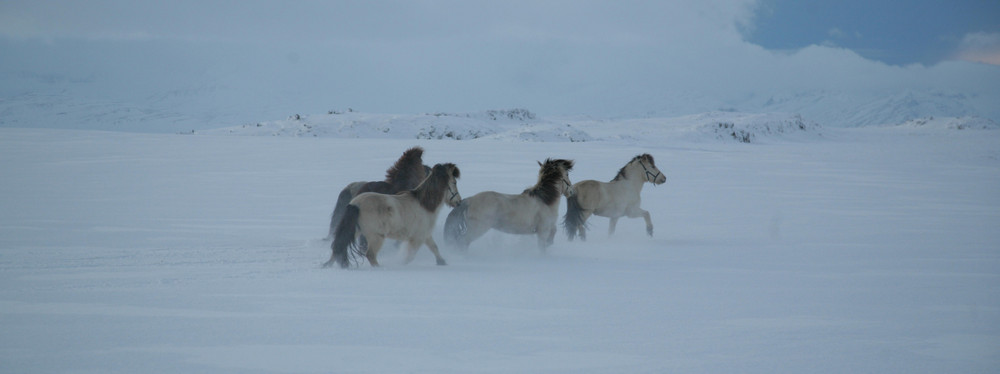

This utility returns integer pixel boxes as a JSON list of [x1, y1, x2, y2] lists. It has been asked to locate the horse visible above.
[[563, 154, 666, 241], [324, 163, 462, 268], [325, 147, 429, 240], [444, 159, 574, 251]]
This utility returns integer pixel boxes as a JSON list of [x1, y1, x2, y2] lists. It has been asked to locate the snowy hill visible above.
[[893, 116, 999, 130], [202, 109, 824, 144], [566, 111, 824, 144], [201, 109, 593, 142], [203, 109, 1000, 146], [755, 90, 984, 127]]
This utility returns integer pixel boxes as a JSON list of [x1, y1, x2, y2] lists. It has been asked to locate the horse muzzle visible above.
[[562, 179, 575, 197], [447, 189, 461, 208]]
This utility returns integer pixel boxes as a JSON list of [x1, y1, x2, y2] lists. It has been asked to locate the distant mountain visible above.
[[0, 71, 295, 133], [1, 66, 995, 132], [752, 90, 981, 127]]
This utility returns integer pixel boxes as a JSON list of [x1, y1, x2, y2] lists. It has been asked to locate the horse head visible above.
[[412, 163, 461, 211], [538, 158, 575, 198], [637, 154, 666, 185], [438, 163, 462, 208], [557, 159, 575, 196]]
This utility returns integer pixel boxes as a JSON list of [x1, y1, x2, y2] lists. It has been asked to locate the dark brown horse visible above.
[[325, 147, 429, 239]]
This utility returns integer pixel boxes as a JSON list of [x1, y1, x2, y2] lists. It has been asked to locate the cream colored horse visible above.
[[563, 154, 665, 240], [325, 147, 429, 240], [444, 159, 573, 251], [324, 163, 461, 268]]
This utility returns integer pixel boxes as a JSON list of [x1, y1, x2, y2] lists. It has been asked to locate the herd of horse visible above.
[[322, 146, 666, 268]]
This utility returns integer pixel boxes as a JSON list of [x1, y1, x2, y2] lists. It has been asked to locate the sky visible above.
[[1, 0, 999, 123], [747, 0, 1000, 66]]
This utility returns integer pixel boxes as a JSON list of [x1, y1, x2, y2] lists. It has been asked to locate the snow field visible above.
[[1, 127, 998, 373]]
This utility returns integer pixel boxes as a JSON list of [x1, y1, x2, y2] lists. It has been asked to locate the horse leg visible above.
[[608, 216, 619, 236], [642, 210, 653, 236], [402, 239, 420, 265], [424, 237, 447, 266], [358, 235, 369, 254], [626, 207, 654, 237], [365, 235, 385, 267], [457, 220, 490, 250], [537, 226, 556, 251], [578, 211, 593, 241]]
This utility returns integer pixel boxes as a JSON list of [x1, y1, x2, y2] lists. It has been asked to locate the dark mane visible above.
[[358, 181, 393, 194], [526, 158, 573, 206], [612, 154, 655, 182], [385, 147, 426, 191], [410, 163, 460, 211]]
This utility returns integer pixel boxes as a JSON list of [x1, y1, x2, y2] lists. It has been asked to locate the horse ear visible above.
[[538, 161, 543, 167]]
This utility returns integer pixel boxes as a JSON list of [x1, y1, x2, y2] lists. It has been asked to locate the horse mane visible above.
[[359, 181, 393, 194], [612, 154, 655, 182], [526, 158, 573, 206], [410, 163, 460, 211], [359, 163, 433, 195], [385, 147, 426, 191]]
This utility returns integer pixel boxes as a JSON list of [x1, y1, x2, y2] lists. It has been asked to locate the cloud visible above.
[[954, 32, 1000, 65]]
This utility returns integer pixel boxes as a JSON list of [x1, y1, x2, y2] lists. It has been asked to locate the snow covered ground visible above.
[[1, 121, 999, 373]]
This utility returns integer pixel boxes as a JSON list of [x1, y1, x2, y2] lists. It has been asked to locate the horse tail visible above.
[[563, 193, 585, 241], [443, 199, 469, 249], [326, 204, 360, 268], [326, 186, 354, 240]]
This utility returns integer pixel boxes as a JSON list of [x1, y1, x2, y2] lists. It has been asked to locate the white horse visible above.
[[325, 163, 461, 268], [563, 154, 666, 240], [444, 159, 573, 251]]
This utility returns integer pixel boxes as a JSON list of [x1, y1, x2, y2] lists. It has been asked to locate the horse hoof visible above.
[[436, 259, 447, 266], [647, 228, 654, 236]]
